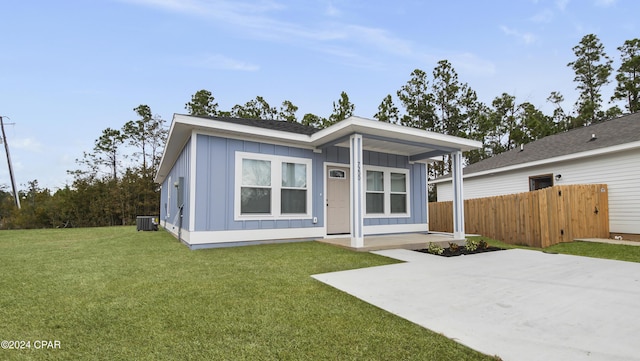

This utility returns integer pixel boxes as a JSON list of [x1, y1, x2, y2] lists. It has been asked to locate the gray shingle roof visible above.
[[462, 111, 640, 175], [189, 115, 320, 136]]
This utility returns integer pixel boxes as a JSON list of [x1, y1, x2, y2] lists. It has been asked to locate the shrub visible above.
[[449, 242, 460, 252], [465, 238, 479, 252], [427, 242, 444, 255]]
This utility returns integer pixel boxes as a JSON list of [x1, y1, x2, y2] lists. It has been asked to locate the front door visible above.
[[326, 166, 350, 234]]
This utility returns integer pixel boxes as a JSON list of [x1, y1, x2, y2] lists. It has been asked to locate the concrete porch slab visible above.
[[317, 232, 466, 252]]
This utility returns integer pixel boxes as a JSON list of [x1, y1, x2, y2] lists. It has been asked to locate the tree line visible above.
[[185, 34, 639, 178], [0, 105, 167, 229], [0, 33, 637, 228]]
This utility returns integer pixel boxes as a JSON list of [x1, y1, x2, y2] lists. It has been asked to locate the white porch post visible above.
[[451, 150, 465, 239], [350, 134, 364, 248]]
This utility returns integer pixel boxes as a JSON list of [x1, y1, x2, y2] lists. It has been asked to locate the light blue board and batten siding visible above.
[[191, 133, 427, 232], [193, 134, 322, 232], [362, 153, 427, 226], [160, 138, 191, 230], [326, 148, 427, 226]]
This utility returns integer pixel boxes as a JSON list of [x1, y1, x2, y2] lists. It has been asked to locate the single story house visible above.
[[432, 111, 640, 238], [154, 114, 481, 249]]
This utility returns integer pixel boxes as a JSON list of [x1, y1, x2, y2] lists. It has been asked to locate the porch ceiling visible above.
[[331, 135, 456, 161]]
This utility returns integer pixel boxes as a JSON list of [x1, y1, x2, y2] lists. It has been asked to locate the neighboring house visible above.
[[432, 111, 640, 237], [154, 114, 481, 249]]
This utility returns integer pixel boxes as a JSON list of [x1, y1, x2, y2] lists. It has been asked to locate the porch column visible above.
[[451, 150, 465, 239], [350, 134, 364, 248]]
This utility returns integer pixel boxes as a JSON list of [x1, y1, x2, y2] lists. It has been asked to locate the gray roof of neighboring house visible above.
[[190, 115, 320, 136], [461, 111, 640, 176]]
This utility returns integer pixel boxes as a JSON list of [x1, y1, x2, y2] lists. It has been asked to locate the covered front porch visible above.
[[317, 232, 466, 252], [311, 117, 481, 249]]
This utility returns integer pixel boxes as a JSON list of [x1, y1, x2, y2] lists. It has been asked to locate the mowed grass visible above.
[[478, 236, 640, 263], [0, 227, 495, 361]]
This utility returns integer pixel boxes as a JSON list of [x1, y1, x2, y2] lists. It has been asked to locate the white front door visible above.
[[326, 166, 350, 234]]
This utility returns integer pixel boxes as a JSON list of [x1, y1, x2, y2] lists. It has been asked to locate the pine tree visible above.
[[567, 34, 613, 126], [612, 38, 640, 113]]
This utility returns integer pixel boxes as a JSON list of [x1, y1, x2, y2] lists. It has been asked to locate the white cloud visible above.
[[119, 0, 206, 14], [10, 137, 43, 152], [120, 0, 417, 64], [530, 9, 554, 23], [555, 0, 570, 10], [192, 54, 260, 71], [313, 44, 386, 70], [120, 0, 296, 39], [449, 53, 497, 77], [57, 153, 74, 166], [500, 25, 537, 44], [325, 2, 341, 17], [522, 33, 536, 44], [594, 0, 616, 7], [556, 0, 569, 11], [345, 25, 413, 56], [120, 0, 285, 15]]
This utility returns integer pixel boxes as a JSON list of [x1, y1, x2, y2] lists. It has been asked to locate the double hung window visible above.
[[281, 162, 307, 214], [366, 171, 384, 213], [390, 172, 407, 214], [364, 167, 409, 217], [240, 159, 271, 214], [236, 152, 312, 219]]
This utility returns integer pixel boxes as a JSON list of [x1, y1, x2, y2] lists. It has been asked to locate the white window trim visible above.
[[234, 151, 313, 221], [364, 165, 410, 218]]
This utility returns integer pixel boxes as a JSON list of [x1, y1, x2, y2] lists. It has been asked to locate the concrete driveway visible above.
[[312, 249, 640, 361]]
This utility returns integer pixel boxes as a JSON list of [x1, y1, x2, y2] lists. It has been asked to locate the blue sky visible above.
[[0, 0, 637, 191]]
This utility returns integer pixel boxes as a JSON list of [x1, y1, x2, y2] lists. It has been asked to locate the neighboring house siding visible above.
[[436, 148, 640, 234], [436, 171, 525, 201], [436, 183, 452, 201], [161, 138, 191, 233]]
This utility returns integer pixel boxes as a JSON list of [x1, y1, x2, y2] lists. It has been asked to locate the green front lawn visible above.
[[0, 227, 495, 361], [475, 236, 640, 263]]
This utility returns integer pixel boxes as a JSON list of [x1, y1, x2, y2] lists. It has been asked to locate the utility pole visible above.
[[0, 116, 21, 209]]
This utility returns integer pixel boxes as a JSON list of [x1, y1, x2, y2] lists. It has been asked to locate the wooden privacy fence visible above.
[[429, 184, 610, 248]]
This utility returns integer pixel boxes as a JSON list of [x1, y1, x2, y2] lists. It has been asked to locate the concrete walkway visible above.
[[312, 249, 640, 361], [575, 237, 640, 246]]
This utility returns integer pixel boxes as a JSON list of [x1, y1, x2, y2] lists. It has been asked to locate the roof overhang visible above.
[[310, 116, 480, 161], [155, 115, 482, 183], [155, 114, 313, 183]]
